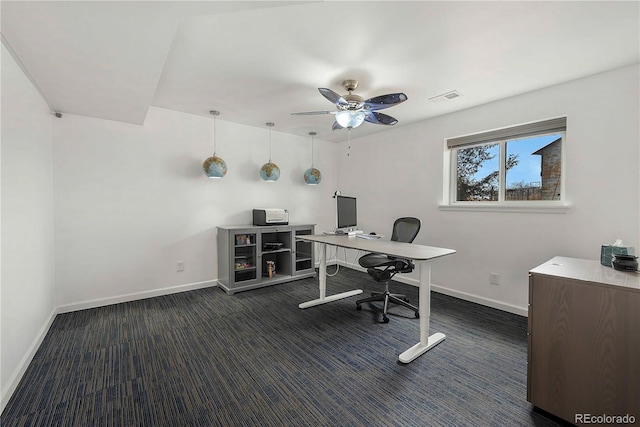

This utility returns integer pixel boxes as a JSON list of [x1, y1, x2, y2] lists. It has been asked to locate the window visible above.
[[445, 117, 566, 209]]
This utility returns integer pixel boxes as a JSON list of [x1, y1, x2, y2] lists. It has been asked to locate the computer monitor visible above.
[[336, 195, 357, 231]]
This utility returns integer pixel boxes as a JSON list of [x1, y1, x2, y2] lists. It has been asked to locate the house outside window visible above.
[[444, 117, 567, 211]]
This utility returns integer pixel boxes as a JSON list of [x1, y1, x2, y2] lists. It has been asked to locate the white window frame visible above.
[[441, 117, 570, 214]]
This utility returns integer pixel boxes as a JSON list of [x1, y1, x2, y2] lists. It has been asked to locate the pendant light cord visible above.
[[212, 115, 216, 156], [210, 110, 220, 156], [310, 132, 315, 167], [267, 122, 275, 162], [269, 127, 272, 162]]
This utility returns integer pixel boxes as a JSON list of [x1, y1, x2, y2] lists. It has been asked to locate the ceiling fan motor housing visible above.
[[342, 79, 359, 91], [341, 94, 364, 110], [340, 80, 364, 110]]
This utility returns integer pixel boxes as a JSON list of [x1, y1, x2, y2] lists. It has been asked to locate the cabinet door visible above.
[[232, 230, 259, 286], [529, 274, 640, 422]]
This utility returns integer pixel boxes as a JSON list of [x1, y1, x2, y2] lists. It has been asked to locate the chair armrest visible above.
[[392, 258, 414, 273]]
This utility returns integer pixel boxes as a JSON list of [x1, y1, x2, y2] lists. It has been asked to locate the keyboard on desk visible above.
[[356, 234, 381, 240]]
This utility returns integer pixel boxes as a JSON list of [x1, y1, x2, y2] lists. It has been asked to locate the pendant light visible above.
[[202, 110, 227, 178], [303, 131, 322, 185], [260, 122, 280, 182]]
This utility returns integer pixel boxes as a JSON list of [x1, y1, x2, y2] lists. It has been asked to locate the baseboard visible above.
[[1, 306, 58, 414], [335, 261, 528, 317], [57, 280, 218, 314], [429, 284, 528, 317]]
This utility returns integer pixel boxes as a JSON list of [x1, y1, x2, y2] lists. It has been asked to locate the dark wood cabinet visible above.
[[528, 257, 639, 424]]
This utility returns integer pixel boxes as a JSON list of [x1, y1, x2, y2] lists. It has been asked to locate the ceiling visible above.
[[2, 1, 638, 143]]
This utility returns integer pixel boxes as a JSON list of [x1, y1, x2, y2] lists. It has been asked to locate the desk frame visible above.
[[297, 243, 364, 308], [296, 234, 455, 363]]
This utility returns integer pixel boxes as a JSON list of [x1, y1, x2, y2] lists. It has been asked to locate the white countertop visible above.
[[296, 234, 456, 261], [530, 256, 640, 291]]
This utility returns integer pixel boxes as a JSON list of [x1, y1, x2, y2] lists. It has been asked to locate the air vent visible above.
[[428, 90, 462, 102]]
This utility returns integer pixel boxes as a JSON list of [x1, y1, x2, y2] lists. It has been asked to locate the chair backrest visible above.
[[391, 217, 421, 243]]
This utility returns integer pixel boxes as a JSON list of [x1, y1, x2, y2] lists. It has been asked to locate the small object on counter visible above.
[[612, 253, 639, 272]]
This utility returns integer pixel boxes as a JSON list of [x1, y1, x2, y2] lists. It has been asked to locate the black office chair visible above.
[[356, 217, 421, 323]]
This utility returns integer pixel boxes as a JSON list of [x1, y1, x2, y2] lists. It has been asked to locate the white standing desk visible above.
[[295, 234, 456, 363]]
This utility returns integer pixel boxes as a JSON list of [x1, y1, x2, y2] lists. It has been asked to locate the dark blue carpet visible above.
[[1, 268, 568, 426]]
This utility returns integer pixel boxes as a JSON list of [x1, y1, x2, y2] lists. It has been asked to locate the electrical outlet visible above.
[[490, 272, 500, 285], [177, 261, 185, 272]]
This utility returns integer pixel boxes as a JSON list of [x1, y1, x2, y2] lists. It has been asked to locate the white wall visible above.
[[338, 64, 640, 314], [1, 50, 339, 410], [53, 107, 339, 309], [1, 44, 56, 409]]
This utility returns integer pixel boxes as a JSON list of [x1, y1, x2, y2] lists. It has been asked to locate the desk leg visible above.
[[298, 243, 363, 309], [398, 262, 445, 363]]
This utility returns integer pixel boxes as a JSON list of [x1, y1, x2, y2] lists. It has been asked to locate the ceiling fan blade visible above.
[[291, 111, 332, 115], [364, 111, 398, 126], [332, 121, 344, 131], [363, 93, 408, 111], [319, 88, 349, 108]]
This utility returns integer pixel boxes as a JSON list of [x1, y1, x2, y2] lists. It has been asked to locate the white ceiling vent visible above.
[[429, 90, 463, 102]]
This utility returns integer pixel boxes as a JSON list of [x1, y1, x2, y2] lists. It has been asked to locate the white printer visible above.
[[253, 209, 289, 226]]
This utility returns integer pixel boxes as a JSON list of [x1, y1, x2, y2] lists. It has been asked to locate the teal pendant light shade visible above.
[[261, 122, 280, 182], [304, 167, 321, 185], [260, 162, 280, 181], [203, 110, 227, 178], [204, 155, 227, 178], [303, 131, 322, 185]]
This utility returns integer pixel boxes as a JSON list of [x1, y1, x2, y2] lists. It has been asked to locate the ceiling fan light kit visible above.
[[336, 111, 366, 129], [202, 110, 227, 179], [291, 79, 407, 131], [260, 122, 280, 182]]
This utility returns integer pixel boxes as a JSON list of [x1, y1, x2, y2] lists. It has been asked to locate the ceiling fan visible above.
[[291, 80, 407, 130]]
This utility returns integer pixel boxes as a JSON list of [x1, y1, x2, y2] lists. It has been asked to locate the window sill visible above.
[[439, 203, 570, 214]]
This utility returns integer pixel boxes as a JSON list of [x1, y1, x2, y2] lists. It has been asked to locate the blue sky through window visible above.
[[506, 134, 562, 188], [473, 134, 562, 187]]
